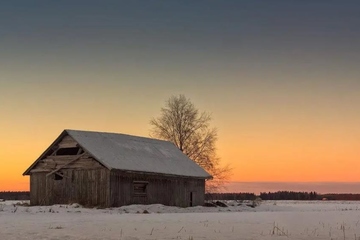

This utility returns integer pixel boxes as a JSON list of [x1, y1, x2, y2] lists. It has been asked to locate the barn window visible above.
[[133, 181, 148, 196], [56, 147, 82, 155], [54, 172, 63, 181]]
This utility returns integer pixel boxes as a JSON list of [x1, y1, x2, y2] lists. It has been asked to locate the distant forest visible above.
[[206, 191, 360, 201], [0, 191, 30, 200], [2, 191, 360, 201]]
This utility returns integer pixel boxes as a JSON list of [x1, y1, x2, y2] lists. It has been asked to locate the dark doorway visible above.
[[190, 192, 193, 207]]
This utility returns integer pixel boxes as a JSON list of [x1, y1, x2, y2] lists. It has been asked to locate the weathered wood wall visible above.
[[29, 134, 110, 207], [110, 171, 205, 207], [30, 169, 110, 207], [30, 173, 46, 205]]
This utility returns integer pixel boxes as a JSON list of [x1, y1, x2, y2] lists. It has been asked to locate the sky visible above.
[[1, 1, 360, 191]]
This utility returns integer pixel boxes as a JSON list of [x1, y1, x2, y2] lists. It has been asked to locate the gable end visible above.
[[23, 130, 108, 175]]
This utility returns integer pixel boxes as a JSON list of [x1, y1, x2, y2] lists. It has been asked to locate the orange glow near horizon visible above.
[[1, 116, 359, 191], [1, 79, 360, 191], [1, 1, 360, 191]]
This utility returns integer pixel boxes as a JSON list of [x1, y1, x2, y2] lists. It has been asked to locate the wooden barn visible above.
[[23, 129, 211, 207]]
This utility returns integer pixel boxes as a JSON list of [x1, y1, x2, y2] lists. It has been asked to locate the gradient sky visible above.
[[1, 1, 360, 191]]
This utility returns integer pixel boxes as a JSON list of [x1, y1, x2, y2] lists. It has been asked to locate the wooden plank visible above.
[[46, 153, 85, 177], [35, 158, 103, 171], [30, 169, 51, 173], [33, 165, 102, 172], [44, 153, 92, 160], [58, 143, 78, 148], [43, 157, 95, 165], [60, 135, 76, 143]]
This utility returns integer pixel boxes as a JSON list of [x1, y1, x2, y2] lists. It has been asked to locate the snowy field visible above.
[[1, 200, 360, 240]]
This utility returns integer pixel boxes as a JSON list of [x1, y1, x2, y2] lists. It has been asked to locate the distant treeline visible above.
[[259, 191, 319, 200], [320, 194, 360, 201], [205, 192, 257, 201], [0, 191, 30, 200], [3, 191, 360, 202], [260, 192, 360, 201], [206, 191, 360, 201]]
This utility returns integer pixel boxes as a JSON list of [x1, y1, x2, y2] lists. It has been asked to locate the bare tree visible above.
[[150, 94, 231, 192]]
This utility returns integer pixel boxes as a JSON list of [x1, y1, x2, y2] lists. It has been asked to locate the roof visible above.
[[24, 129, 212, 179]]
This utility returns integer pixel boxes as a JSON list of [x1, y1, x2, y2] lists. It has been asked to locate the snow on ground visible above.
[[1, 200, 360, 240]]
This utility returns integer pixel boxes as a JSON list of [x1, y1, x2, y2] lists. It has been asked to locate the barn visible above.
[[23, 129, 212, 208]]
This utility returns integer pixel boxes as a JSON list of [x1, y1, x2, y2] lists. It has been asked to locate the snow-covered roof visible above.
[[57, 130, 211, 179]]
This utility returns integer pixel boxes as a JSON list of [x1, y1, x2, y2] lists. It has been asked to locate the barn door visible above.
[[189, 192, 193, 207]]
